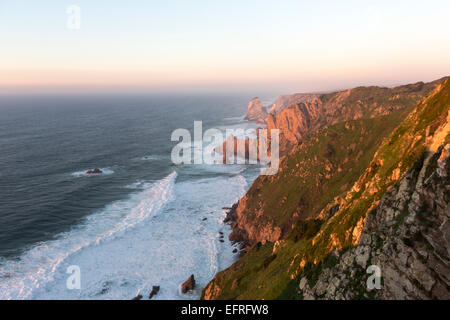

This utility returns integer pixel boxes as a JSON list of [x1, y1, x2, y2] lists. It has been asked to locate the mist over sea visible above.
[[0, 93, 266, 299]]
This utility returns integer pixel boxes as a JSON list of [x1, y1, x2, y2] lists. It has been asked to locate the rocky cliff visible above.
[[244, 97, 268, 124], [267, 79, 445, 155], [298, 143, 449, 299], [268, 93, 320, 114], [226, 78, 446, 251], [227, 113, 410, 251], [202, 77, 449, 300]]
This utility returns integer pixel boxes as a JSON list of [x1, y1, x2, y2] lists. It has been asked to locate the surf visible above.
[[0, 171, 177, 300]]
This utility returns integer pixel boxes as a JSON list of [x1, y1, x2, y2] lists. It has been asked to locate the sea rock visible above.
[[181, 274, 196, 293], [86, 168, 102, 174], [149, 286, 160, 299], [244, 97, 268, 124], [131, 294, 143, 300]]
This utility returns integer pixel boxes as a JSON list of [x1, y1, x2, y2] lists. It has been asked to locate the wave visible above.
[[0, 171, 177, 300], [0, 170, 254, 300]]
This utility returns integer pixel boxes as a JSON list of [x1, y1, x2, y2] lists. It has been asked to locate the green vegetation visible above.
[[242, 110, 411, 238]]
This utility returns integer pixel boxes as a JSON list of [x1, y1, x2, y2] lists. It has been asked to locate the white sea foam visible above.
[[0, 171, 249, 300], [124, 180, 153, 190], [0, 172, 177, 300]]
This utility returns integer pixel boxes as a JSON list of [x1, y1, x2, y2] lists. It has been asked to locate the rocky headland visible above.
[[202, 76, 449, 300]]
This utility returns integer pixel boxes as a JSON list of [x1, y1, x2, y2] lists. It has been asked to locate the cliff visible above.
[[226, 78, 446, 250], [267, 79, 445, 155], [297, 143, 450, 299], [227, 113, 410, 250], [234, 79, 442, 159], [202, 77, 449, 300], [268, 93, 320, 114]]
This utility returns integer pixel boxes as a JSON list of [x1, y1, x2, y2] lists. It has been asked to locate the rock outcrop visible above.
[[149, 285, 160, 299], [181, 274, 196, 293], [86, 168, 102, 174], [244, 98, 268, 124]]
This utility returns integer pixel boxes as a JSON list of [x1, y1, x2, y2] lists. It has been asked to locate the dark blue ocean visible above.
[[0, 93, 268, 299]]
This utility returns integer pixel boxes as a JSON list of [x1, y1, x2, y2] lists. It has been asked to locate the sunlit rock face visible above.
[[244, 97, 268, 124]]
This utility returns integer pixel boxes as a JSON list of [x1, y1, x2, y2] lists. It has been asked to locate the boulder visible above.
[[181, 274, 195, 293], [149, 285, 160, 299], [86, 168, 103, 174]]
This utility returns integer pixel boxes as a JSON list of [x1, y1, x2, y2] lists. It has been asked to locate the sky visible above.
[[1, 0, 450, 93]]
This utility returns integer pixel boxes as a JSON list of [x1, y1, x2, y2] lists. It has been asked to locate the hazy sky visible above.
[[1, 0, 449, 93]]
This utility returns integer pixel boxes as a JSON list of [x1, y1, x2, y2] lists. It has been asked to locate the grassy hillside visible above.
[[240, 110, 410, 240]]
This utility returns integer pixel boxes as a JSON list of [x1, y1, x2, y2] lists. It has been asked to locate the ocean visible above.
[[0, 93, 266, 299]]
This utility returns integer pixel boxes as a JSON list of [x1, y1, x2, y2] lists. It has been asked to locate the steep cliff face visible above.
[[266, 96, 323, 154], [295, 86, 450, 299], [298, 144, 450, 300], [267, 79, 444, 156], [226, 78, 446, 250], [268, 94, 320, 114], [244, 97, 268, 124], [228, 113, 410, 250], [202, 78, 449, 300]]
